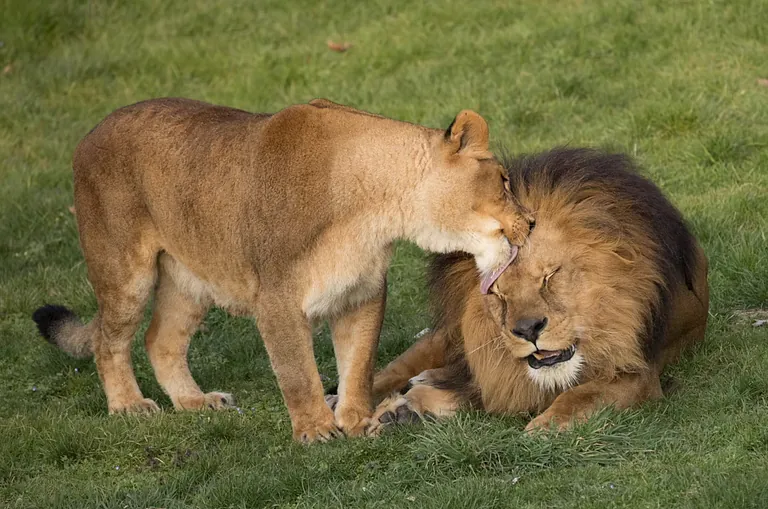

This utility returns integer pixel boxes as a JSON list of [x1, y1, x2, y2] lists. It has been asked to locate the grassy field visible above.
[[1, 0, 767, 507]]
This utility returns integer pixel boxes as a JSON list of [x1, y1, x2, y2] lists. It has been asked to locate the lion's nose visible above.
[[512, 317, 548, 343]]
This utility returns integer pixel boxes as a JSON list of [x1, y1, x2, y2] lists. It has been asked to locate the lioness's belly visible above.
[[159, 253, 256, 316]]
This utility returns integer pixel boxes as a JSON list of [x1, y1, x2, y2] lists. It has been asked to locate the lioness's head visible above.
[[413, 111, 533, 279]]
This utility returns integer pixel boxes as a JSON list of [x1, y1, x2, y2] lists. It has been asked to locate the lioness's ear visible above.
[[445, 110, 490, 157], [309, 98, 341, 109]]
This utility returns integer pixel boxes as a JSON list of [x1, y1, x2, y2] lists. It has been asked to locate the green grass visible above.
[[1, 0, 767, 507]]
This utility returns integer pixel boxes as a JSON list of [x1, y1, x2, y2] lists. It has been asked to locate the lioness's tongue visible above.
[[480, 245, 519, 294]]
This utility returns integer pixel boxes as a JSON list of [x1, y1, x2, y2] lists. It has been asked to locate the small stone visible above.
[[405, 496, 415, 502], [609, 483, 615, 489], [74, 368, 79, 373], [510, 476, 520, 485], [115, 466, 120, 470], [753, 319, 767, 327], [32, 386, 37, 392]]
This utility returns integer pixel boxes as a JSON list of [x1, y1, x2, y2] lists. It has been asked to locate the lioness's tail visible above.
[[32, 305, 97, 359]]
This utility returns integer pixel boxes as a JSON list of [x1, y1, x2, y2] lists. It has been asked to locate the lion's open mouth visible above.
[[527, 344, 576, 369]]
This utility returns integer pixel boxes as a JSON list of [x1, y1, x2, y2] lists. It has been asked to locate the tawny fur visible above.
[[32, 98, 532, 443], [370, 148, 709, 432]]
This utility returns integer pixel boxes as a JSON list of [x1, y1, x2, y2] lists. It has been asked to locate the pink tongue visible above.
[[480, 245, 519, 294]]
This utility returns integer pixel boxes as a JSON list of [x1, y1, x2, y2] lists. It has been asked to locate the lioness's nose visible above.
[[512, 317, 548, 342], [500, 208, 534, 246]]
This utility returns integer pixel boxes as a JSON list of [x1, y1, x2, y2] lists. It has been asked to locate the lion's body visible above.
[[33, 98, 531, 442], [370, 148, 709, 432]]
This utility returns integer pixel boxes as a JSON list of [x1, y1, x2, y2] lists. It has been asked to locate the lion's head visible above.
[[430, 148, 702, 405]]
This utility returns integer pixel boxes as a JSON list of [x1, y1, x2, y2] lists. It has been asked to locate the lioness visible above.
[[366, 148, 709, 433], [32, 98, 531, 442]]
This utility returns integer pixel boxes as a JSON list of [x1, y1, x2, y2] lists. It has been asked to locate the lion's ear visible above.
[[445, 110, 490, 157]]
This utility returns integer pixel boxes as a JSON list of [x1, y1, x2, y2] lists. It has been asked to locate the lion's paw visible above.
[[366, 395, 430, 436], [525, 412, 571, 434], [324, 394, 339, 411]]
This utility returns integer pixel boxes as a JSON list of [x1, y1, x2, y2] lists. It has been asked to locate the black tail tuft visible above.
[[32, 304, 76, 344]]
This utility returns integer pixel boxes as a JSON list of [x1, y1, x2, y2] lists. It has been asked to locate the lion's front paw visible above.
[[366, 396, 428, 436], [324, 394, 339, 411], [525, 411, 572, 434]]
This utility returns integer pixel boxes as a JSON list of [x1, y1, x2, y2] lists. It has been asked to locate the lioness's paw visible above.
[[109, 398, 161, 415], [203, 391, 236, 410], [336, 407, 371, 438], [366, 396, 429, 436], [294, 419, 343, 444], [174, 391, 236, 411]]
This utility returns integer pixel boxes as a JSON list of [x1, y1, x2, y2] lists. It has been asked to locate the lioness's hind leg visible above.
[[145, 260, 234, 411], [86, 249, 159, 414]]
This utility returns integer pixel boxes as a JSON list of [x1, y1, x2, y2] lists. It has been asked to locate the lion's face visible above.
[[483, 220, 625, 392]]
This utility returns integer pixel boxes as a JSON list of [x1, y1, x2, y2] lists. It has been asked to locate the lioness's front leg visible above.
[[329, 287, 387, 437], [255, 300, 340, 443], [526, 372, 663, 432]]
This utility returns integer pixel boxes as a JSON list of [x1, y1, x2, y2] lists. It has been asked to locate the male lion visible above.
[[31, 98, 531, 442], [366, 148, 709, 433]]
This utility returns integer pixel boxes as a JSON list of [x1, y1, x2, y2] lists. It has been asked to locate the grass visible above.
[[1, 0, 767, 507]]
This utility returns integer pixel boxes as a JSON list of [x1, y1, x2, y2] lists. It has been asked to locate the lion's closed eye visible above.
[[542, 267, 561, 289], [488, 284, 508, 327]]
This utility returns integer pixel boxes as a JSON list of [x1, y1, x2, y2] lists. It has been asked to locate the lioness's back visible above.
[[73, 98, 265, 179]]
